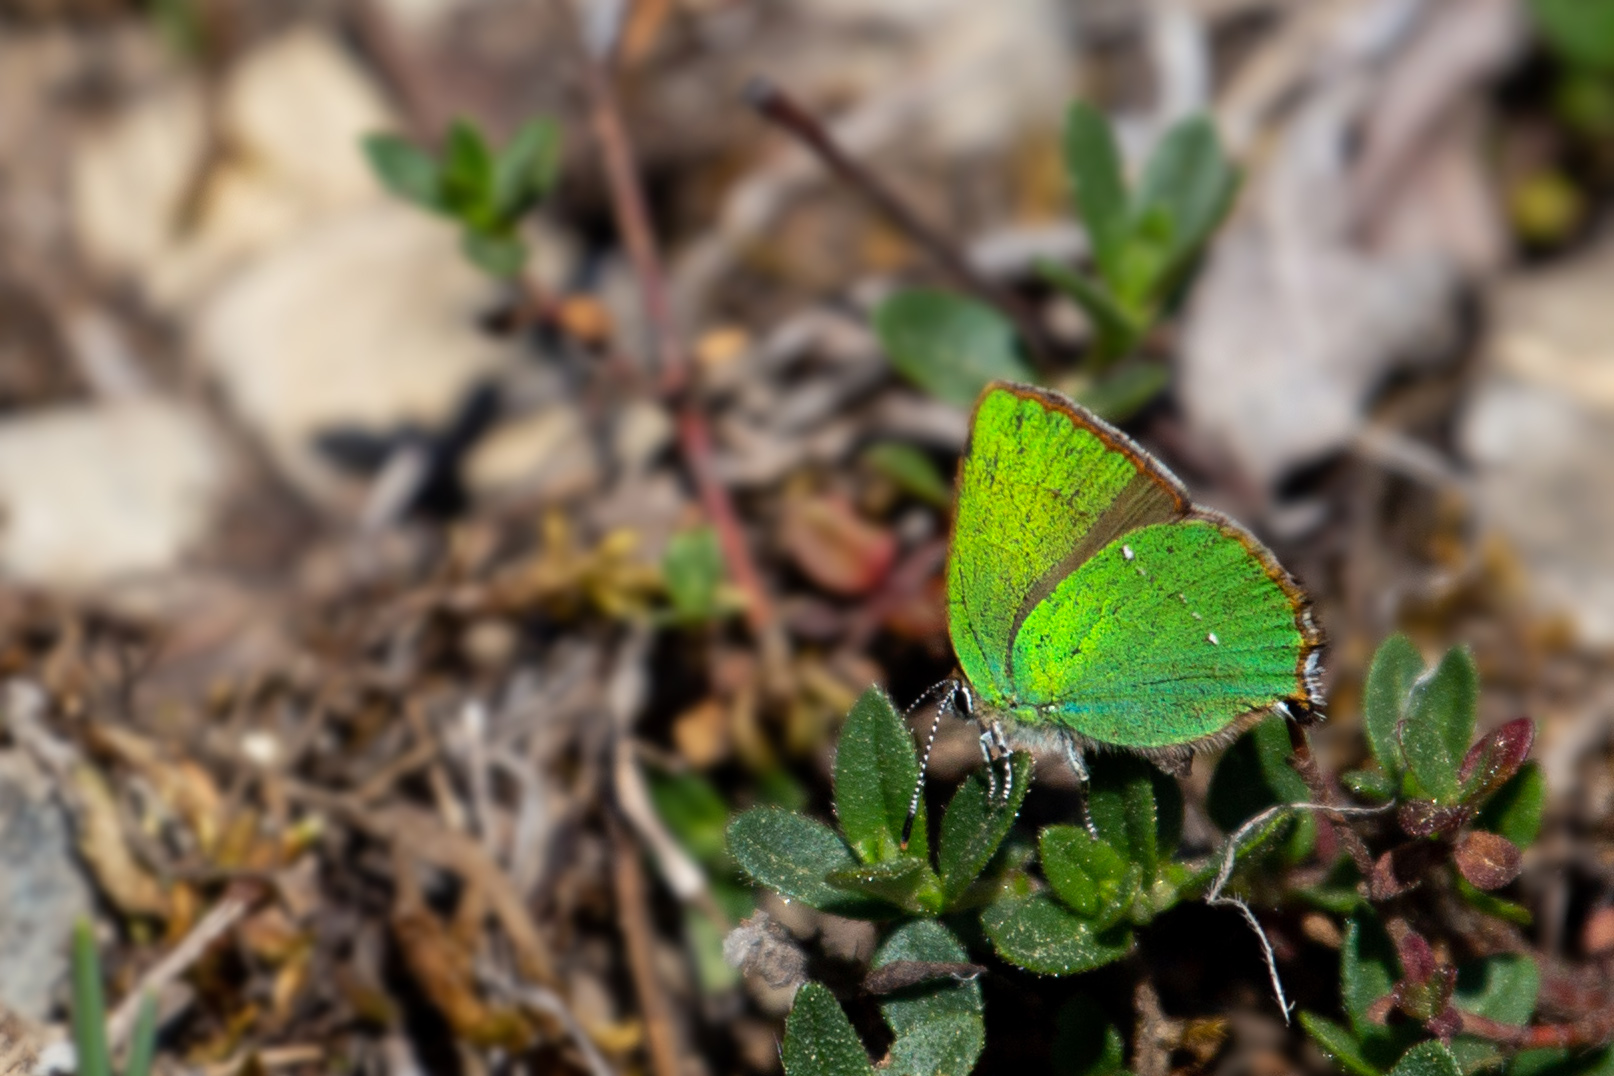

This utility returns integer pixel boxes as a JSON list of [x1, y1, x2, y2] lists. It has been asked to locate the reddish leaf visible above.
[[1426, 1004, 1462, 1042], [1458, 718, 1535, 802], [1581, 906, 1614, 955], [1371, 842, 1442, 899], [1397, 799, 1473, 839], [1453, 831, 1523, 890], [778, 492, 897, 596], [1396, 929, 1437, 983], [1389, 928, 1455, 1023]]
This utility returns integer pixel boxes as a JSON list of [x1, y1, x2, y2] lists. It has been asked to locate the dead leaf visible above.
[[71, 765, 169, 919], [391, 905, 532, 1050], [778, 491, 896, 596]]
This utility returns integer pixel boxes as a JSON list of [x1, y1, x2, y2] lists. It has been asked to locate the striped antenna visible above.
[[900, 680, 958, 849]]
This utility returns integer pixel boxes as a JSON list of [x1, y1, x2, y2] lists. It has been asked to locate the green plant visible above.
[[364, 117, 563, 279], [874, 101, 1237, 421], [724, 635, 1603, 1076], [71, 919, 158, 1076]]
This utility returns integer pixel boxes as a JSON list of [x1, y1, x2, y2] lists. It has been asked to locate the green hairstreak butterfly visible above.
[[904, 381, 1323, 840]]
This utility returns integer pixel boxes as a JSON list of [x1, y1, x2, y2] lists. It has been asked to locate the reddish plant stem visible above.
[[1459, 1010, 1614, 1050], [1287, 721, 1379, 884], [745, 77, 1051, 366], [568, 3, 777, 636]]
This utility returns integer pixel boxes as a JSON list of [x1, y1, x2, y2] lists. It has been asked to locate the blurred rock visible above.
[[0, 399, 227, 588], [0, 750, 92, 1021], [73, 26, 395, 311], [195, 203, 520, 510], [467, 407, 600, 506], [1460, 233, 1614, 646]]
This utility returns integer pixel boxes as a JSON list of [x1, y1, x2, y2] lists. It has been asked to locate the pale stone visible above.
[[467, 407, 600, 504]]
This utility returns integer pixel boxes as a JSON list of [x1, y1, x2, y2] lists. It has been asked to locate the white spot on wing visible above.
[[1122, 545, 1134, 561], [1273, 700, 1293, 719], [1207, 632, 1219, 645]]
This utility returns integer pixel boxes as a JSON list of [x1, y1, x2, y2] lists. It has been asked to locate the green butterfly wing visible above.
[[947, 382, 1321, 754]]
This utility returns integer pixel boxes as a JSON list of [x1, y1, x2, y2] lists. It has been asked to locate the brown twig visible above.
[[744, 76, 1051, 366], [562, 0, 780, 644], [610, 814, 684, 1076], [1287, 721, 1379, 885]]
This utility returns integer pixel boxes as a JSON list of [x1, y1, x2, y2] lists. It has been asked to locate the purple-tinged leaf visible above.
[[1458, 718, 1535, 803], [1453, 831, 1523, 891], [1397, 799, 1474, 839]]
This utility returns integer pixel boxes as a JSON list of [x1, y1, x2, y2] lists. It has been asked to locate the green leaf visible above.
[[363, 134, 443, 211], [1342, 913, 1398, 1041], [1062, 102, 1131, 287], [874, 921, 984, 1076], [1038, 261, 1142, 366], [494, 117, 562, 221], [1299, 1012, 1384, 1076], [1530, 0, 1614, 72], [1508, 1047, 1614, 1076], [1455, 953, 1539, 1026], [1363, 634, 1424, 778], [1456, 876, 1533, 926], [647, 769, 729, 864], [874, 290, 1036, 408], [1208, 714, 1313, 859], [1038, 825, 1141, 929], [938, 752, 1033, 904], [1087, 755, 1181, 876], [662, 526, 728, 623], [835, 686, 927, 864], [1069, 361, 1170, 422], [1052, 996, 1127, 1076], [728, 807, 886, 917], [825, 857, 942, 914], [1390, 1041, 1463, 1076], [1131, 114, 1238, 294], [441, 119, 496, 222], [685, 904, 741, 994], [1475, 762, 1546, 848], [1343, 767, 1398, 802], [71, 919, 112, 1076], [783, 982, 875, 1076], [861, 442, 953, 510], [1402, 647, 1479, 803], [461, 231, 527, 279], [125, 992, 159, 1076], [982, 892, 1134, 975]]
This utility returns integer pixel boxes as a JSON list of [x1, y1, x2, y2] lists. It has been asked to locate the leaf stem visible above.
[[745, 76, 1051, 367], [1286, 722, 1379, 885]]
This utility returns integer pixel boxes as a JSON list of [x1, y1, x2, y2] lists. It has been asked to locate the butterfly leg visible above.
[[978, 728, 1000, 801], [980, 720, 1014, 804], [1061, 736, 1101, 840]]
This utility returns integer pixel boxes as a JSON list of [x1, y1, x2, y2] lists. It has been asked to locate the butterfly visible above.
[[903, 381, 1323, 842]]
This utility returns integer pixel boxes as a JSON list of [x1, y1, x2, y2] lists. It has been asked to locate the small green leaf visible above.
[[441, 119, 496, 222], [875, 921, 984, 1076], [938, 752, 1033, 904], [363, 134, 443, 211], [835, 686, 927, 864], [1475, 761, 1546, 848], [647, 769, 729, 864], [662, 526, 728, 623], [1343, 767, 1398, 802], [1208, 714, 1313, 859], [1052, 996, 1126, 1076], [1342, 913, 1398, 1041], [1038, 826, 1140, 928], [1087, 755, 1181, 876], [1062, 102, 1131, 287], [125, 992, 159, 1076], [1364, 634, 1424, 778], [494, 117, 562, 221], [1038, 261, 1142, 366], [874, 290, 1035, 408], [1531, 0, 1614, 72], [728, 807, 885, 916], [462, 231, 527, 279], [1299, 1012, 1383, 1076], [861, 442, 953, 510], [824, 857, 941, 914], [981, 892, 1133, 975], [1455, 876, 1533, 926], [1131, 114, 1238, 294], [783, 982, 875, 1076], [1389, 1041, 1463, 1076], [71, 919, 112, 1076], [1402, 647, 1479, 803], [1455, 953, 1539, 1026]]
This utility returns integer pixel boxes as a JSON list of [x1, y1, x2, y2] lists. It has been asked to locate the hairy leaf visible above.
[[874, 921, 984, 1076], [728, 808, 885, 917], [938, 752, 1033, 904], [835, 686, 926, 863], [1363, 634, 1424, 778], [981, 893, 1133, 975], [1402, 647, 1478, 803], [874, 290, 1035, 408], [783, 982, 875, 1076]]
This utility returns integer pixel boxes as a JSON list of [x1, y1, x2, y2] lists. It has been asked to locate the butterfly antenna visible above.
[[901, 681, 956, 849]]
